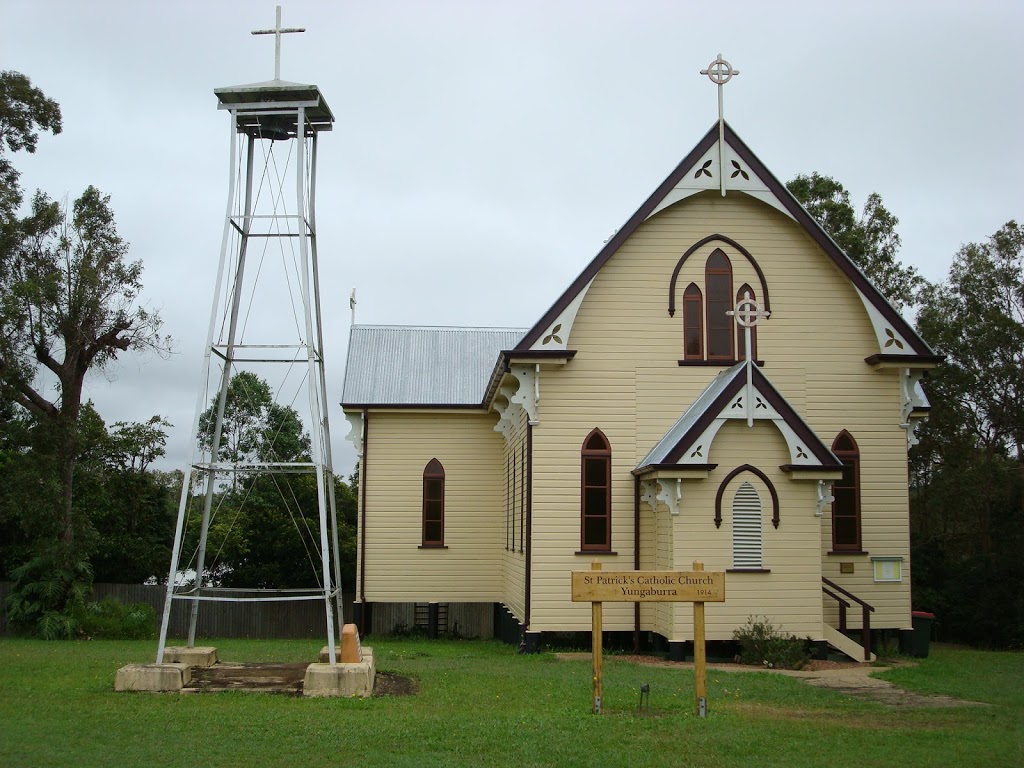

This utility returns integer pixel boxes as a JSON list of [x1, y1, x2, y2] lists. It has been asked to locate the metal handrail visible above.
[[822, 577, 874, 660], [822, 587, 851, 632]]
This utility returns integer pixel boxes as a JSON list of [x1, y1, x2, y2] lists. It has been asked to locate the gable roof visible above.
[[341, 325, 527, 408], [634, 362, 842, 473], [515, 121, 937, 358]]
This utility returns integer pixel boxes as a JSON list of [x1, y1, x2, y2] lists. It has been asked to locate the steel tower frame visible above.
[[156, 79, 341, 664]]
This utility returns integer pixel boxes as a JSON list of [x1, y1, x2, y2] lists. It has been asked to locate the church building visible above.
[[340, 74, 939, 660]]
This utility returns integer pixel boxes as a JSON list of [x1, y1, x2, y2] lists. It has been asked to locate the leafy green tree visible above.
[[0, 185, 170, 570], [90, 416, 177, 584], [2, 400, 176, 633], [1, 72, 170, 630], [787, 172, 924, 309], [0, 71, 61, 223], [198, 370, 310, 466], [912, 220, 1024, 647], [917, 221, 1024, 460], [190, 371, 356, 590], [0, 400, 41, 578]]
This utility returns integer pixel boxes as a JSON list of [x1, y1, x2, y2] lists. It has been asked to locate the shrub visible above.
[[732, 615, 810, 670], [5, 553, 92, 640], [81, 597, 156, 640]]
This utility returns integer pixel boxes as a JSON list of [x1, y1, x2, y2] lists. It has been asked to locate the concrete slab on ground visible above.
[[115, 663, 191, 692], [184, 662, 307, 695], [304, 648, 376, 698], [162, 646, 218, 668]]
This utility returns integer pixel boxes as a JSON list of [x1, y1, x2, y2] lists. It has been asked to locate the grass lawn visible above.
[[0, 638, 1020, 767]]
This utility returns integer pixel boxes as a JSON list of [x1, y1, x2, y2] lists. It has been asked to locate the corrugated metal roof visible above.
[[341, 325, 528, 406]]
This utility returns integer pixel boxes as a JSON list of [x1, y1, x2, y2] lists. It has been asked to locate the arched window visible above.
[[736, 284, 758, 360], [422, 458, 445, 547], [831, 432, 861, 552], [705, 249, 734, 360], [732, 481, 763, 569], [683, 283, 704, 359], [581, 429, 611, 551]]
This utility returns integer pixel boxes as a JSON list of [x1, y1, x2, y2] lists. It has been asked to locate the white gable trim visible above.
[[528, 278, 594, 352], [682, 414, 820, 468], [856, 289, 915, 355], [516, 122, 935, 360], [645, 141, 795, 222], [677, 381, 819, 468]]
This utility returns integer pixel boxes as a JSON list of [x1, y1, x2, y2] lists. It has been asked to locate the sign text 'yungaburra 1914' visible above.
[[571, 569, 725, 603]]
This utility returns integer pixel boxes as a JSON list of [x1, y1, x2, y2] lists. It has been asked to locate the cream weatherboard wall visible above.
[[360, 411, 505, 604], [521, 189, 911, 637], [663, 420, 824, 641], [348, 179, 917, 645], [499, 406, 530, 622]]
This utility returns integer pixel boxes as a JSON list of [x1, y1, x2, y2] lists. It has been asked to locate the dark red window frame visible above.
[[705, 249, 734, 361], [581, 429, 611, 552], [422, 458, 445, 547], [831, 431, 861, 552], [683, 283, 704, 360]]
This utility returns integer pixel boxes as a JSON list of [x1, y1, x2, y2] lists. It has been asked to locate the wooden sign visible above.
[[571, 569, 725, 603], [573, 562, 724, 718]]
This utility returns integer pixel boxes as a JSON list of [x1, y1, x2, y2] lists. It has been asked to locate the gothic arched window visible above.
[[683, 283, 704, 360], [831, 432, 861, 552], [581, 429, 611, 551], [705, 249, 734, 360], [422, 458, 445, 547]]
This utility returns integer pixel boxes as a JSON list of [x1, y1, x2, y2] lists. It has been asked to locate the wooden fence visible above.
[[0, 582, 354, 640]]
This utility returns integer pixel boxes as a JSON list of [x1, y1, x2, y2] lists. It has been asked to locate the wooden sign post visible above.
[[692, 560, 708, 717], [590, 562, 603, 713], [571, 560, 725, 717]]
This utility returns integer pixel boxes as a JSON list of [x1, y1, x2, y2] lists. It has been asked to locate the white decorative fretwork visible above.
[[344, 412, 364, 457], [656, 478, 682, 517], [815, 480, 834, 517], [508, 364, 539, 425], [900, 368, 930, 448], [640, 479, 659, 512]]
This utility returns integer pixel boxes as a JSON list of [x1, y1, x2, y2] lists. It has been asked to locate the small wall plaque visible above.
[[840, 562, 854, 574]]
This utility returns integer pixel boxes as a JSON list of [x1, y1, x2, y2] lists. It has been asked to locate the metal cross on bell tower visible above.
[[700, 54, 740, 197], [252, 5, 305, 81], [157, 10, 343, 664]]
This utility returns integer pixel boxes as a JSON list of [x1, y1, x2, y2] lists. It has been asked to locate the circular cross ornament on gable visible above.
[[701, 54, 739, 85], [727, 294, 769, 328]]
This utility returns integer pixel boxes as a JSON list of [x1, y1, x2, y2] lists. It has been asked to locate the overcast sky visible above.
[[5, 0, 1022, 476]]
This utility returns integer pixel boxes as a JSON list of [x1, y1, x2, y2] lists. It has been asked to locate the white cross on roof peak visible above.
[[252, 5, 306, 81], [700, 54, 740, 197]]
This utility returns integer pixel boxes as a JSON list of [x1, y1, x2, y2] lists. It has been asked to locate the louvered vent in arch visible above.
[[732, 481, 763, 569]]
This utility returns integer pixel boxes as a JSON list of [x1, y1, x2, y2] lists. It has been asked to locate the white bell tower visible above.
[[157, 7, 343, 663]]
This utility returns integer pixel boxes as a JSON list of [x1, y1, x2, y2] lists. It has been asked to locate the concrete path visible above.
[[557, 654, 988, 709], [776, 665, 988, 709]]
